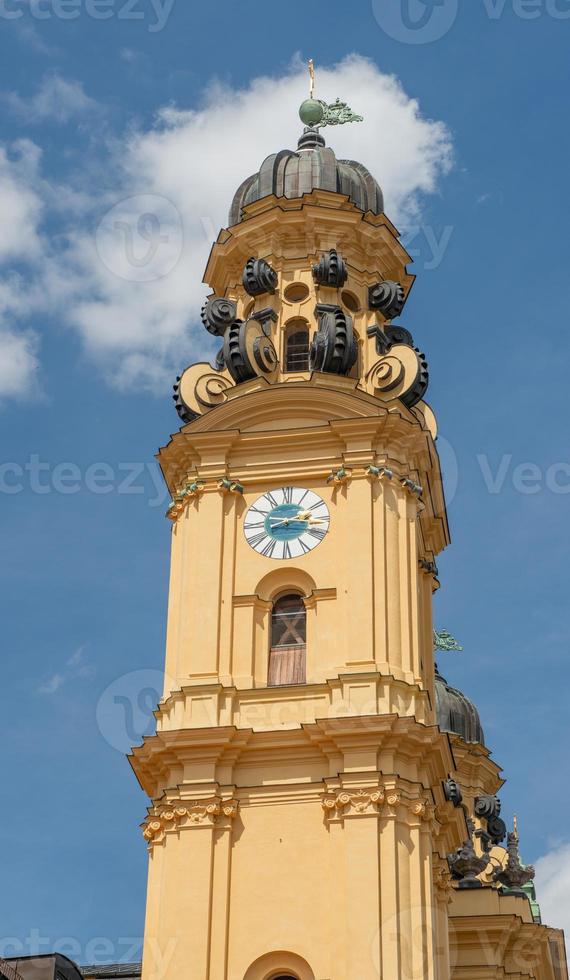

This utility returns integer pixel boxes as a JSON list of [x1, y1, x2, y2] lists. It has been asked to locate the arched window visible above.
[[284, 319, 310, 372], [268, 593, 306, 686]]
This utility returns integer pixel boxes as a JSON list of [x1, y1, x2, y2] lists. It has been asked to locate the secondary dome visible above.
[[435, 667, 485, 745], [229, 127, 384, 226]]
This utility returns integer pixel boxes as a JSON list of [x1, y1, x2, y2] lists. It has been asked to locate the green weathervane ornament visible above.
[[299, 59, 364, 129], [433, 629, 464, 653]]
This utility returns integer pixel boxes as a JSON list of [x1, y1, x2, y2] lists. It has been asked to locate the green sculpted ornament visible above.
[[433, 629, 463, 653], [299, 61, 363, 130]]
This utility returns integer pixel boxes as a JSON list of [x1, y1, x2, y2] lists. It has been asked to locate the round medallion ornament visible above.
[[244, 487, 330, 560]]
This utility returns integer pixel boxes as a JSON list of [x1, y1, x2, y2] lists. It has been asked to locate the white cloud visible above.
[[0, 56, 454, 397], [36, 646, 95, 695], [0, 140, 43, 261], [3, 74, 98, 123], [535, 842, 570, 946], [37, 674, 65, 695], [0, 328, 39, 399]]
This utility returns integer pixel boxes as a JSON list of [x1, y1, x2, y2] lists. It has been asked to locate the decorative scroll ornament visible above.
[[322, 786, 433, 823], [326, 466, 352, 486], [365, 342, 427, 409], [200, 296, 237, 336], [242, 257, 278, 297], [218, 478, 244, 495], [433, 861, 454, 901], [173, 362, 235, 422], [312, 249, 348, 288], [443, 777, 463, 808], [142, 798, 239, 844], [434, 629, 463, 653], [166, 479, 206, 520], [223, 318, 279, 383], [310, 305, 357, 376], [474, 795, 507, 845], [322, 788, 385, 819], [369, 280, 406, 320]]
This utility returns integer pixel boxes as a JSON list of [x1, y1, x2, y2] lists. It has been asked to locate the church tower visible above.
[[130, 84, 567, 980]]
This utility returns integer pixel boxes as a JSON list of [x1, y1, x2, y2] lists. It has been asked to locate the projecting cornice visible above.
[[203, 189, 414, 299]]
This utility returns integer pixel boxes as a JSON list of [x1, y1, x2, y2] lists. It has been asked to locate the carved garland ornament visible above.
[[143, 798, 239, 844], [322, 788, 433, 822]]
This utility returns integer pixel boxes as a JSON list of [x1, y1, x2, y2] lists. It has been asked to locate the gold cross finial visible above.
[[308, 59, 315, 98]]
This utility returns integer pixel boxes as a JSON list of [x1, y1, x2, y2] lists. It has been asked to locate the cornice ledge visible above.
[[129, 725, 252, 797]]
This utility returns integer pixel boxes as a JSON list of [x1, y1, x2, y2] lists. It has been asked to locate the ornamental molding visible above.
[[321, 783, 434, 824], [433, 860, 454, 903], [322, 787, 385, 818], [142, 797, 239, 845]]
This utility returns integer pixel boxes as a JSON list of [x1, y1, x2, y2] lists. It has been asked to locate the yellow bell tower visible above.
[[130, 83, 567, 980]]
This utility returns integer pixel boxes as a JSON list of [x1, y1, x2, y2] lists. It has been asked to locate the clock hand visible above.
[[294, 511, 326, 525]]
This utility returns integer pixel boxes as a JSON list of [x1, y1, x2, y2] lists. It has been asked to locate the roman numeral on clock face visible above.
[[306, 527, 326, 541], [246, 531, 268, 548]]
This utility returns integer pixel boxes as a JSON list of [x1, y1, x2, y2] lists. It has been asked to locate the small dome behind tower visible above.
[[435, 667, 485, 745]]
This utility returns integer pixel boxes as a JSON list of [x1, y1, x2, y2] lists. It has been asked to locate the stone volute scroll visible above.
[[200, 296, 237, 336], [365, 319, 429, 408], [222, 318, 279, 383], [310, 304, 357, 376], [312, 248, 348, 288], [242, 257, 278, 296], [369, 279, 406, 320], [172, 363, 235, 423]]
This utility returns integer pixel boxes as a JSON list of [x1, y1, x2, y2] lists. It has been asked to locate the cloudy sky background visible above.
[[1, 0, 570, 961]]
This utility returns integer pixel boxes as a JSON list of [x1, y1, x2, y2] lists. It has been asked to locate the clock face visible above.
[[243, 487, 330, 560]]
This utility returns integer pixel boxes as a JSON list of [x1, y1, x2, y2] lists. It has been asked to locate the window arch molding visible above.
[[243, 951, 315, 980], [255, 567, 316, 604]]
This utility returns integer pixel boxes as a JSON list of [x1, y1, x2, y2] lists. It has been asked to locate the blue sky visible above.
[[1, 0, 570, 962]]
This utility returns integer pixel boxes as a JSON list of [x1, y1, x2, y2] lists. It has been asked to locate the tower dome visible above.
[[229, 127, 384, 226], [434, 667, 485, 745]]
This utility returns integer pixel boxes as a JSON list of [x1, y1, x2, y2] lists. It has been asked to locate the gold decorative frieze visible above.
[[142, 797, 239, 844]]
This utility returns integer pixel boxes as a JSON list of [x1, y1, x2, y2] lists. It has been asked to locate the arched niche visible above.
[[243, 950, 315, 980]]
